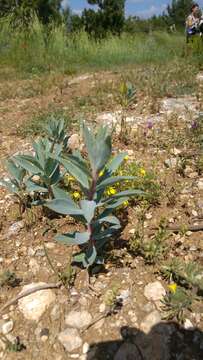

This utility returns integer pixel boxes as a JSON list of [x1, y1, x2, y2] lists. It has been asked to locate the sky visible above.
[[62, 0, 203, 19]]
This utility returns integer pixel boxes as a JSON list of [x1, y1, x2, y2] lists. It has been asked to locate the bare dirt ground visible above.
[[0, 70, 203, 360]]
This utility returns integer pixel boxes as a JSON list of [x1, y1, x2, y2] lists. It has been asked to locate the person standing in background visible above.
[[186, 3, 203, 40]]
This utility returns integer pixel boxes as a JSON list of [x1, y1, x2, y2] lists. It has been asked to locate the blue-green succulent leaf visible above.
[[80, 200, 96, 223], [96, 176, 134, 191], [45, 198, 83, 216], [55, 231, 90, 245]]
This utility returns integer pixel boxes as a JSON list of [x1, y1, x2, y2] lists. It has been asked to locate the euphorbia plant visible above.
[[0, 159, 30, 214], [45, 123, 143, 269], [13, 119, 68, 199]]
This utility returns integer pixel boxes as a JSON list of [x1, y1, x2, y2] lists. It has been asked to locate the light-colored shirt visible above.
[[186, 13, 200, 29]]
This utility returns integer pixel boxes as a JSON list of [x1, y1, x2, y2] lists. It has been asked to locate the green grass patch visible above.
[[0, 17, 202, 78]]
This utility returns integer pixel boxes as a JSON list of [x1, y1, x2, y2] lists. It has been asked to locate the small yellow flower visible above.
[[107, 187, 117, 196], [139, 168, 146, 177], [99, 170, 104, 177], [66, 175, 75, 182], [72, 191, 81, 200], [123, 200, 129, 207], [168, 283, 177, 294], [124, 155, 129, 161]]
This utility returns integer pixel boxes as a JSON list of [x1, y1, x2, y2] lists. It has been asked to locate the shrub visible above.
[[45, 123, 143, 269]]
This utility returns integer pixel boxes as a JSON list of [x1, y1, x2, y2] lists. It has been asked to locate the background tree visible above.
[[82, 0, 126, 38], [166, 0, 194, 27], [0, 0, 63, 26]]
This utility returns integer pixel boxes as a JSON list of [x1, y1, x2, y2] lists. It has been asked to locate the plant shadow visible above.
[[86, 322, 203, 359]]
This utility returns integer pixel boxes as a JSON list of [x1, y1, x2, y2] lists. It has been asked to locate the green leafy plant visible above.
[[104, 284, 120, 309], [118, 81, 136, 140], [116, 161, 160, 205], [45, 118, 69, 151], [0, 159, 30, 214], [7, 336, 25, 352], [130, 217, 169, 264], [161, 258, 203, 293], [1, 119, 69, 205], [13, 128, 66, 199], [161, 286, 193, 323], [45, 123, 143, 269]]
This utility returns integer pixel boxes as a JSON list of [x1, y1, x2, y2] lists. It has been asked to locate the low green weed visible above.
[[118, 80, 136, 140], [130, 217, 169, 264], [116, 160, 161, 205], [161, 257, 203, 293], [161, 285, 193, 323]]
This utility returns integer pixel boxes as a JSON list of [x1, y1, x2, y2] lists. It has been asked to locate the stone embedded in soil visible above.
[[117, 289, 130, 304], [6, 220, 24, 238], [142, 302, 155, 313], [114, 343, 142, 360], [140, 310, 162, 334], [58, 328, 82, 352], [82, 342, 90, 354], [184, 319, 194, 330], [164, 158, 177, 169], [1, 320, 14, 335], [160, 97, 198, 114], [68, 134, 80, 151], [29, 258, 40, 275], [40, 328, 49, 342], [144, 281, 166, 302], [197, 180, 203, 191], [51, 304, 61, 321], [0, 339, 6, 351], [18, 282, 56, 321], [65, 310, 92, 329]]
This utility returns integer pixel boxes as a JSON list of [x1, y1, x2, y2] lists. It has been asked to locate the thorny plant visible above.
[[46, 123, 143, 270]]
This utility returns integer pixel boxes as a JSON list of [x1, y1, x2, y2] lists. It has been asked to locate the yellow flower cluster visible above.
[[72, 191, 81, 200], [107, 187, 117, 196], [139, 168, 146, 177], [65, 175, 75, 182], [168, 283, 177, 294]]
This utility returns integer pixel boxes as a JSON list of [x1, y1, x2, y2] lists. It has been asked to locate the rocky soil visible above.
[[0, 71, 203, 360]]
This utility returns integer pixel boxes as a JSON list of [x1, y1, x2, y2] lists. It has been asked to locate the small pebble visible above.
[[83, 342, 89, 354], [99, 303, 106, 313], [2, 320, 14, 335], [70, 355, 79, 359], [40, 328, 49, 342]]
